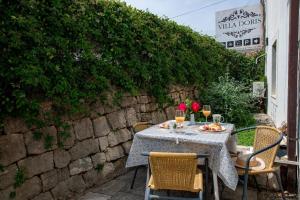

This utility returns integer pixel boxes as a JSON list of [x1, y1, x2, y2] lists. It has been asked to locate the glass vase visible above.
[[189, 113, 196, 125]]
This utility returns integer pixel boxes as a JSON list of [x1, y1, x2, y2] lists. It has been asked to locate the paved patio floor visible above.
[[78, 168, 297, 200]]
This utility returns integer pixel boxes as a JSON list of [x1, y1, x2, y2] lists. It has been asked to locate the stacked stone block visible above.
[[0, 86, 197, 200]]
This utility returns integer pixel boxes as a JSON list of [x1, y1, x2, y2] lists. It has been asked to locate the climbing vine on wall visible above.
[[0, 0, 261, 135]]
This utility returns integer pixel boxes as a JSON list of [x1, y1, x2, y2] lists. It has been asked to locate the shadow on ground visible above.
[[78, 168, 297, 200]]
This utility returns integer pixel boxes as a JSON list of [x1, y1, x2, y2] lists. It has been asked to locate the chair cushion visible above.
[[148, 168, 203, 192], [237, 167, 275, 175]]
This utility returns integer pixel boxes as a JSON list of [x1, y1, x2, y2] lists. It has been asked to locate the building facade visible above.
[[265, 0, 290, 128], [264, 0, 300, 190]]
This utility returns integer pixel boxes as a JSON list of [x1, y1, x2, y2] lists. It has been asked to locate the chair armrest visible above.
[[133, 122, 155, 133], [243, 133, 284, 171], [231, 126, 257, 136], [141, 152, 150, 157], [133, 122, 154, 127], [196, 154, 210, 158], [141, 152, 210, 158]]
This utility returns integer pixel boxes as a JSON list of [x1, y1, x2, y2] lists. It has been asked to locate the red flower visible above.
[[191, 102, 201, 113], [178, 102, 187, 112]]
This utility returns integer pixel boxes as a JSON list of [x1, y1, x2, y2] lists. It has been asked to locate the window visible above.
[[271, 41, 277, 96]]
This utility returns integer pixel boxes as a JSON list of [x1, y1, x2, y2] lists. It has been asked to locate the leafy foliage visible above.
[[0, 164, 4, 172], [57, 123, 72, 148], [95, 164, 104, 172], [224, 50, 265, 87], [14, 168, 26, 188], [9, 191, 16, 199], [32, 131, 42, 141], [44, 134, 54, 150], [200, 74, 256, 127], [0, 0, 259, 130]]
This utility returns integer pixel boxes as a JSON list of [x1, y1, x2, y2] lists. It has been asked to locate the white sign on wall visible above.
[[253, 81, 265, 97], [215, 4, 263, 51]]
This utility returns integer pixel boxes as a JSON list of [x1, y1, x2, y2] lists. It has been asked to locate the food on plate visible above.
[[202, 123, 223, 131], [159, 122, 169, 129]]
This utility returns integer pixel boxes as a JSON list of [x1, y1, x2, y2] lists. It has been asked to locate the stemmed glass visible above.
[[175, 110, 185, 128], [202, 105, 211, 124]]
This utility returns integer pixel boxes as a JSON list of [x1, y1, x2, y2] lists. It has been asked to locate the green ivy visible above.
[[14, 168, 25, 188], [0, 164, 4, 172], [112, 92, 124, 107], [32, 131, 42, 141], [44, 134, 54, 150], [95, 164, 104, 172], [0, 0, 262, 133], [58, 130, 71, 148], [9, 191, 16, 199]]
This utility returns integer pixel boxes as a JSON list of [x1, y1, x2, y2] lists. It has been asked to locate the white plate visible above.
[[159, 123, 169, 129], [234, 157, 266, 171]]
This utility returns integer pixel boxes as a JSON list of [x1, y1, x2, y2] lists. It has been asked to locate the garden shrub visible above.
[[0, 0, 261, 129], [225, 50, 265, 87], [200, 74, 256, 127]]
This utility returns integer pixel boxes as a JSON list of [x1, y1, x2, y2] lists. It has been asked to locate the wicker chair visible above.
[[232, 126, 285, 200], [130, 122, 154, 189], [132, 122, 154, 133], [142, 152, 209, 200]]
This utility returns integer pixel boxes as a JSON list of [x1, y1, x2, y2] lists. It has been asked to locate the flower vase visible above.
[[189, 113, 196, 125]]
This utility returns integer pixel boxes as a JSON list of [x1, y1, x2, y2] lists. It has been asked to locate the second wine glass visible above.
[[202, 105, 211, 123]]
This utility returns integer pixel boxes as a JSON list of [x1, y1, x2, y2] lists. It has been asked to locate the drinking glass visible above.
[[175, 110, 185, 128], [169, 121, 175, 133], [202, 105, 211, 123]]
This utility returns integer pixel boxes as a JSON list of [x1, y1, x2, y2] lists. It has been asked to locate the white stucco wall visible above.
[[298, 1, 300, 179], [265, 0, 290, 127]]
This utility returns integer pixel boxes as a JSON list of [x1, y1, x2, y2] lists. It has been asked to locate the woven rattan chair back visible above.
[[253, 126, 281, 169], [149, 152, 198, 192], [133, 122, 152, 133]]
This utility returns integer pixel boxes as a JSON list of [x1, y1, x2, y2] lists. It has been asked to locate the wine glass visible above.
[[175, 110, 185, 128], [202, 105, 211, 124]]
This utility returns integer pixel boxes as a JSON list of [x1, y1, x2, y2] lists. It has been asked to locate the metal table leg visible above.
[[144, 166, 150, 200], [213, 172, 220, 200]]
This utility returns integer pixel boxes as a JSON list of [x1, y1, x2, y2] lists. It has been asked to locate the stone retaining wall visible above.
[[0, 86, 198, 200]]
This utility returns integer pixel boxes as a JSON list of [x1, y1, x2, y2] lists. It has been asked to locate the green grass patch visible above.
[[237, 130, 255, 147]]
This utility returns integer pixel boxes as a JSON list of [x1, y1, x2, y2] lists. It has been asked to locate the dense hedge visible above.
[[0, 0, 259, 126]]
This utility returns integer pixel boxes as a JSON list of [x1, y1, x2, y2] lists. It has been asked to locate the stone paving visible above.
[[78, 168, 297, 200]]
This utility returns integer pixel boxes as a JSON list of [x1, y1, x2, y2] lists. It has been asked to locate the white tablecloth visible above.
[[126, 121, 238, 190]]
